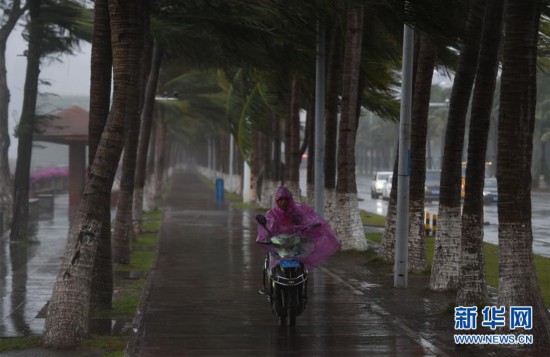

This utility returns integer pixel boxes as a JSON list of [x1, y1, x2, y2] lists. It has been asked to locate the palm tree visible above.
[[456, 0, 503, 308], [405, 33, 438, 273], [534, 97, 550, 187], [497, 0, 550, 349], [151, 109, 166, 207], [378, 33, 437, 271], [87, 0, 113, 315], [323, 19, 342, 223], [323, 7, 400, 222], [43, 0, 147, 347], [111, 2, 149, 265], [10, 0, 46, 241], [133, 40, 163, 234], [429, 0, 484, 291], [10, 0, 92, 241], [0, 0, 25, 232], [286, 74, 302, 197], [305, 100, 315, 205], [335, 5, 367, 251], [377, 0, 471, 263], [427, 105, 448, 169], [379, 147, 399, 260]]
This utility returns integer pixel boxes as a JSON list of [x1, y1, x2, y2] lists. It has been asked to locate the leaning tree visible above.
[[496, 0, 550, 350]]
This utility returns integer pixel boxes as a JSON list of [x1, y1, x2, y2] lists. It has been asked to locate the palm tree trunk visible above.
[[88, 0, 112, 166], [111, 6, 148, 264], [259, 131, 273, 207], [286, 75, 301, 198], [247, 134, 258, 202], [151, 112, 166, 208], [407, 33, 436, 273], [0, 0, 23, 232], [379, 150, 398, 260], [87, 0, 113, 314], [457, 0, 503, 307], [335, 6, 366, 251], [306, 101, 315, 206], [10, 240, 30, 334], [43, 0, 147, 347], [133, 40, 162, 234], [0, 41, 12, 232], [497, 0, 550, 350], [112, 1, 150, 264], [430, 0, 484, 290], [324, 21, 341, 224], [254, 134, 263, 203], [272, 114, 281, 183], [145, 115, 156, 206], [10, 0, 43, 241]]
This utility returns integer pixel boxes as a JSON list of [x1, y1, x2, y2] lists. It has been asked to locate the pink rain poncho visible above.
[[256, 186, 341, 268]]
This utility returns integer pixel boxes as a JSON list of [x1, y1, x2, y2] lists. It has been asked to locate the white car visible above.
[[370, 171, 392, 199], [382, 174, 393, 200]]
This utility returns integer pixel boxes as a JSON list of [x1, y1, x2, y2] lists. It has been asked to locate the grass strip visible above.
[[363, 214, 550, 306], [0, 337, 42, 353], [93, 209, 162, 353]]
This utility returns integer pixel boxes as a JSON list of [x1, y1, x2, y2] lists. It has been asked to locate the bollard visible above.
[[216, 178, 224, 202], [432, 213, 437, 236], [425, 212, 431, 236]]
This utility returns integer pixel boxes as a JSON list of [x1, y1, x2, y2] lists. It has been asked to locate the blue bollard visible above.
[[216, 178, 224, 202]]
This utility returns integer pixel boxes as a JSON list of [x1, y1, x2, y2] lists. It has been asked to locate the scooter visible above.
[[256, 214, 318, 326]]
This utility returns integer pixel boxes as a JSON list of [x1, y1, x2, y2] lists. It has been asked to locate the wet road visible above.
[[354, 174, 550, 258], [132, 170, 473, 356], [0, 169, 530, 356], [0, 195, 70, 337]]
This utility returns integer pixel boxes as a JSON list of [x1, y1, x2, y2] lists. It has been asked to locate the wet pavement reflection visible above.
[[0, 196, 66, 337], [0, 194, 131, 340], [131, 169, 524, 357], [351, 173, 550, 258], [0, 170, 538, 356]]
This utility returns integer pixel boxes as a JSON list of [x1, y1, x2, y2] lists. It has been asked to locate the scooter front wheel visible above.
[[287, 287, 298, 326], [271, 284, 286, 319]]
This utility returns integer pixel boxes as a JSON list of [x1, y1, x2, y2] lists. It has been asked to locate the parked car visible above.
[[382, 173, 393, 200], [370, 171, 392, 199], [483, 177, 498, 204], [424, 170, 441, 202]]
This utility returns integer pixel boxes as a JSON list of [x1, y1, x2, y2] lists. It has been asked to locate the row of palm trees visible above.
[[0, 0, 546, 350], [196, 1, 549, 348], [161, 0, 550, 349]]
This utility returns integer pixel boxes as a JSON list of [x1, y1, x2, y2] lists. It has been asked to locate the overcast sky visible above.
[[6, 25, 91, 158]]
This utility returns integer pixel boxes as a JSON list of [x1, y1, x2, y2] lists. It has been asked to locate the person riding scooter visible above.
[[256, 186, 341, 293]]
